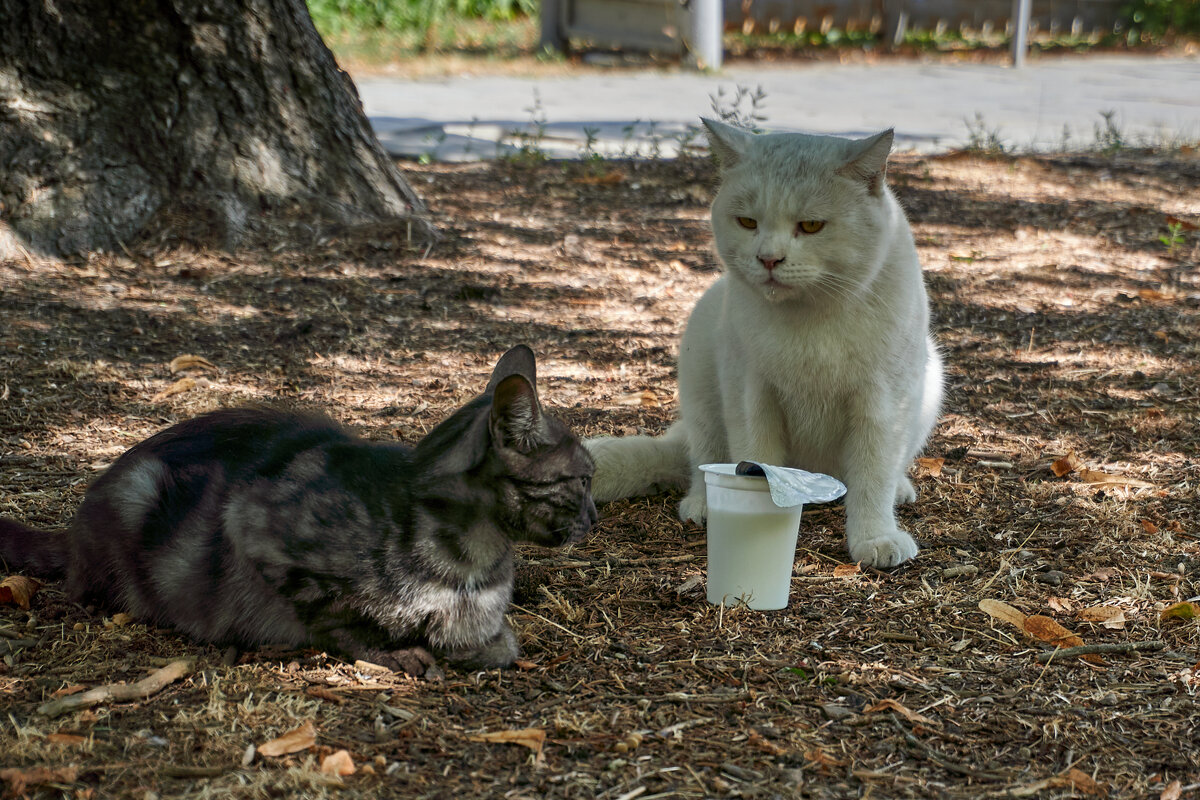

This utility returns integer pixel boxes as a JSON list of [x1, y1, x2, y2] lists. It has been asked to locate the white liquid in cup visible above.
[[704, 469, 805, 611]]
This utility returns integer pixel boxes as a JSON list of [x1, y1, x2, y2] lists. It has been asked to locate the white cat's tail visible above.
[[585, 423, 690, 502]]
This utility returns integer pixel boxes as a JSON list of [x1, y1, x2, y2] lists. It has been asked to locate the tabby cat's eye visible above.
[[736, 216, 758, 230], [797, 220, 826, 235]]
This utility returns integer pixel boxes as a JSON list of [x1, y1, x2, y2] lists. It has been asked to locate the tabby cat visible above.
[[0, 345, 596, 674]]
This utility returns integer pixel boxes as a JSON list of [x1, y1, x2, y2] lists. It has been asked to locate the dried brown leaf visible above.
[[832, 563, 862, 578], [0, 575, 42, 610], [50, 685, 87, 699], [572, 170, 626, 186], [468, 728, 546, 765], [1059, 767, 1106, 795], [0, 766, 79, 795], [169, 354, 218, 374], [111, 612, 134, 627], [1140, 519, 1159, 534], [863, 698, 937, 726], [1160, 601, 1199, 622], [1075, 467, 1155, 488], [1023, 615, 1084, 648], [915, 457, 944, 476], [1050, 452, 1081, 477], [1046, 596, 1075, 614], [320, 749, 356, 777], [258, 720, 317, 757], [614, 390, 660, 408], [1161, 779, 1182, 800], [978, 599, 1027, 629], [152, 376, 200, 401], [1078, 606, 1126, 629], [46, 732, 87, 746]]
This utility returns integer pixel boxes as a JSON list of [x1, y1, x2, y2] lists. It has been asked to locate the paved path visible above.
[[358, 55, 1200, 160]]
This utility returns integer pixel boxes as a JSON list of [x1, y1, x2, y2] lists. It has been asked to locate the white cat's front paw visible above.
[[895, 477, 917, 505], [847, 526, 918, 568], [678, 493, 707, 524]]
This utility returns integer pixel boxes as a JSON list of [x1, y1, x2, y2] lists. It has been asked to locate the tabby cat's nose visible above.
[[759, 255, 784, 271]]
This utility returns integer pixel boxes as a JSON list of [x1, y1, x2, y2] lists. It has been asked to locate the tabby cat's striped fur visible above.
[[0, 346, 596, 673]]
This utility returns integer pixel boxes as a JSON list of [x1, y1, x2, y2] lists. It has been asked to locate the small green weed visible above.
[[963, 113, 1009, 156], [1159, 221, 1186, 256], [1094, 110, 1127, 153]]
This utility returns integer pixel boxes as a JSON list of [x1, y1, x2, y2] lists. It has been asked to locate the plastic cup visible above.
[[703, 468, 805, 610]]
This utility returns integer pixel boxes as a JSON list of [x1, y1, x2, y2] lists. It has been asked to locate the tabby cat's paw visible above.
[[847, 527, 918, 568], [678, 493, 707, 525], [386, 647, 443, 679], [895, 477, 917, 505]]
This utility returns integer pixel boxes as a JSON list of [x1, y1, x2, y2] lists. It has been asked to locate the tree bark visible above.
[[0, 0, 432, 256]]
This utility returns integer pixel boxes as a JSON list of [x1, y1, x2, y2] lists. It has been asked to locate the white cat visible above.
[[588, 118, 943, 568]]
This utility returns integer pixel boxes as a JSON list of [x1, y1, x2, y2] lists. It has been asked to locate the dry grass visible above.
[[1, 148, 1198, 798]]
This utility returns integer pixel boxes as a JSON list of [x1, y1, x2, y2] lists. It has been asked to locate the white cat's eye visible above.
[[797, 220, 825, 235], [736, 216, 758, 230]]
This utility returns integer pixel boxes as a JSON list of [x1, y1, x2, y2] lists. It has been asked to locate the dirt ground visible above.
[[1, 146, 1199, 799]]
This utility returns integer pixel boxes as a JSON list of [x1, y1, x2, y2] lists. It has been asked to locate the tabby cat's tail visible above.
[[0, 518, 68, 579], [584, 423, 690, 502]]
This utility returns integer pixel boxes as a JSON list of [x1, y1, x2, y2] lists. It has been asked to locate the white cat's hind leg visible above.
[[895, 476, 916, 505]]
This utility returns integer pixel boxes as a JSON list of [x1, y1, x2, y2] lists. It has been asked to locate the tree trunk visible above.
[[0, 0, 432, 256]]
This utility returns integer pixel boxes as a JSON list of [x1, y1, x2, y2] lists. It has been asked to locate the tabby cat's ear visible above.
[[701, 117, 752, 168], [487, 345, 537, 394], [490, 373, 546, 453], [836, 128, 894, 196]]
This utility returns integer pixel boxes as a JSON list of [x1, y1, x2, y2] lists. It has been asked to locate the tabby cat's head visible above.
[[421, 346, 597, 547], [703, 118, 897, 305]]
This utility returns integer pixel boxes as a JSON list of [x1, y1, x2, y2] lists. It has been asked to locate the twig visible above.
[[1036, 640, 1167, 663], [892, 717, 1007, 782], [37, 659, 194, 718]]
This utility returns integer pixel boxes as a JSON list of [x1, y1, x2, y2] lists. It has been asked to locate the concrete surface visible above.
[[357, 55, 1200, 161]]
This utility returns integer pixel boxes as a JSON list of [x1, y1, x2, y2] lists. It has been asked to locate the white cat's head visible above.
[[703, 118, 898, 305]]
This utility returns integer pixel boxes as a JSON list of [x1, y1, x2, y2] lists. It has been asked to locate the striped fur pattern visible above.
[[0, 346, 596, 672]]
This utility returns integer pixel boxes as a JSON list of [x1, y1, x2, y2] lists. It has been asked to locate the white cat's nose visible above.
[[758, 255, 784, 271]]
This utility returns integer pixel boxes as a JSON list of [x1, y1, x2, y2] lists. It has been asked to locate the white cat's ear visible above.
[[836, 128, 894, 196], [701, 117, 752, 167]]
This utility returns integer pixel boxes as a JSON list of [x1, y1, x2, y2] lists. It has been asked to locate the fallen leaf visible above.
[[915, 457, 944, 476], [1141, 519, 1159, 534], [111, 612, 134, 627], [46, 732, 87, 745], [1023, 615, 1084, 648], [320, 749, 356, 777], [832, 563, 861, 578], [1138, 289, 1174, 303], [863, 698, 937, 726], [1051, 452, 1081, 477], [0, 575, 42, 610], [1078, 605, 1126, 629], [614, 390, 660, 408], [979, 599, 1028, 629], [1059, 767, 1106, 795], [1047, 596, 1075, 613], [468, 728, 546, 765], [0, 766, 79, 796], [1161, 779, 1183, 800], [747, 730, 787, 756], [513, 659, 538, 670], [50, 685, 87, 699], [1074, 467, 1155, 489], [258, 720, 317, 757], [572, 169, 626, 186], [1082, 567, 1118, 582], [152, 376, 203, 401], [168, 354, 218, 374], [1160, 602, 1199, 622]]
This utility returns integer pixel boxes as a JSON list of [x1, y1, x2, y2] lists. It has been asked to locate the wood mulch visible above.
[[1, 146, 1198, 798]]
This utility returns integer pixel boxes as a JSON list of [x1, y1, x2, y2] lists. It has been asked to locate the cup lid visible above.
[[700, 462, 847, 508]]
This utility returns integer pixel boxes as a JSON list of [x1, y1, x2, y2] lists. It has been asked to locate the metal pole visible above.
[[1010, 0, 1032, 67], [688, 0, 723, 70], [539, 0, 566, 55]]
